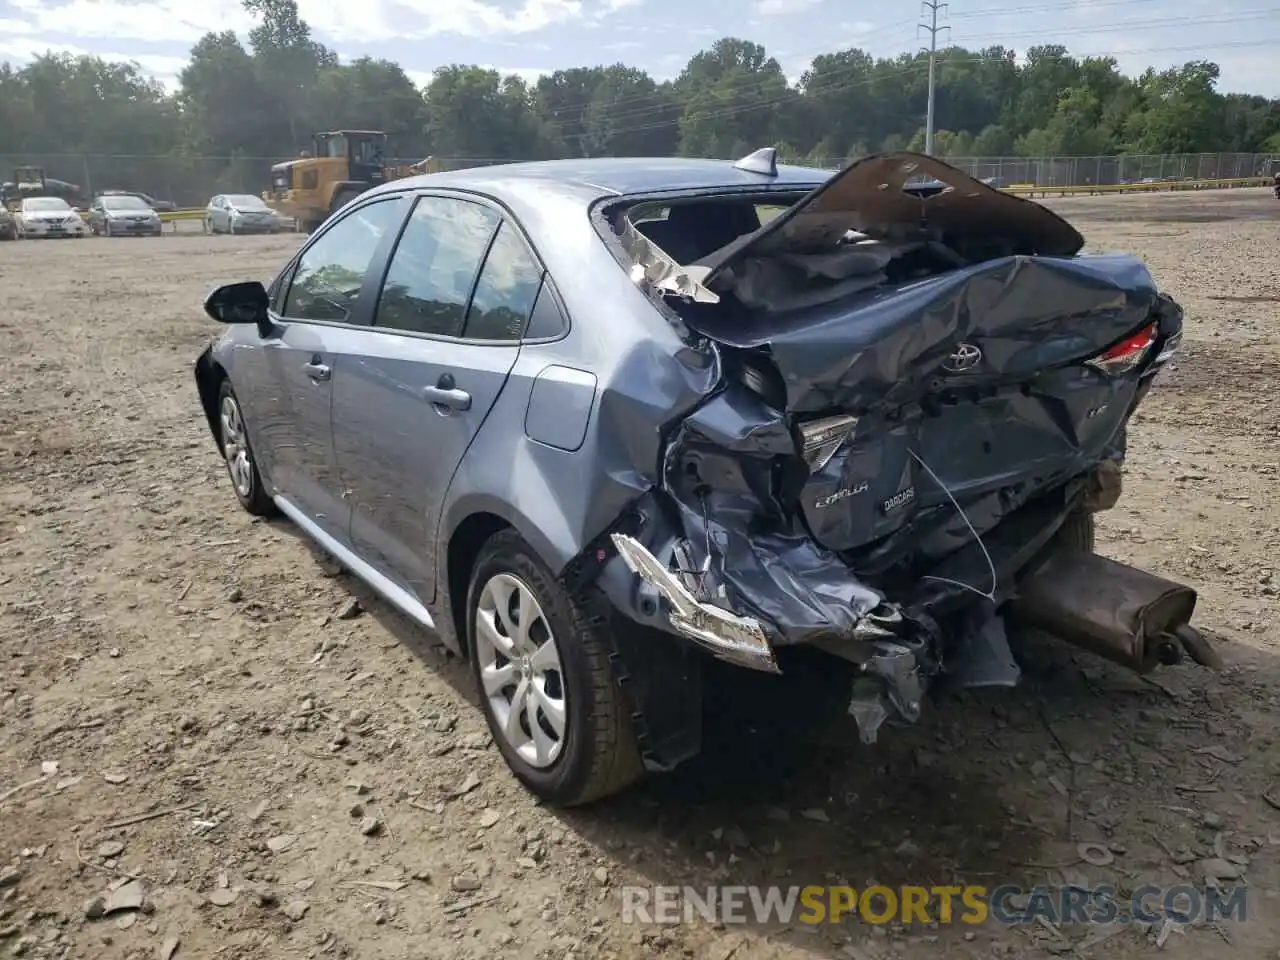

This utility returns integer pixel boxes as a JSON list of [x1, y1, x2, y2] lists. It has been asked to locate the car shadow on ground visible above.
[[269, 519, 1251, 957]]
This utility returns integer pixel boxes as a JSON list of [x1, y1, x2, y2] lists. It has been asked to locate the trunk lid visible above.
[[670, 153, 1177, 566]]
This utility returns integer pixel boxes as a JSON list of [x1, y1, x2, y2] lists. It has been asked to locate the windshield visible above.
[[226, 195, 268, 209], [23, 198, 70, 212], [103, 196, 150, 211]]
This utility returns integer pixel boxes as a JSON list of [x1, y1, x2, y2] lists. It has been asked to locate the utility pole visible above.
[[918, 0, 949, 156]]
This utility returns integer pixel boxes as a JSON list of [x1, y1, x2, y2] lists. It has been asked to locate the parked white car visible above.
[[205, 194, 283, 235], [16, 197, 88, 239]]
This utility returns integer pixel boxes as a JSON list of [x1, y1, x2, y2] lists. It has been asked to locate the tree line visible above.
[[1, 0, 1278, 177]]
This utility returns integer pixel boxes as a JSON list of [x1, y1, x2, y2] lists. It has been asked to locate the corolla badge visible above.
[[942, 342, 982, 373]]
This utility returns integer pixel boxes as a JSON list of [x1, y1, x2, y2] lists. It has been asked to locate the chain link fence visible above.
[[2, 151, 1276, 209], [941, 153, 1275, 186]]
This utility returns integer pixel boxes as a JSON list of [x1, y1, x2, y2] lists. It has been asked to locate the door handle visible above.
[[303, 361, 331, 381], [422, 385, 471, 411]]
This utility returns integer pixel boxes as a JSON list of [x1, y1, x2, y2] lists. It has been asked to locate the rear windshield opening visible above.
[[625, 198, 797, 268], [615, 192, 974, 319]]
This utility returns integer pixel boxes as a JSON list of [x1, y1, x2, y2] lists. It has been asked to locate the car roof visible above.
[[370, 156, 832, 204]]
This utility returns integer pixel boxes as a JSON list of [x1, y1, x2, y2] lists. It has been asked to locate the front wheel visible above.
[[467, 530, 643, 806], [217, 380, 276, 516]]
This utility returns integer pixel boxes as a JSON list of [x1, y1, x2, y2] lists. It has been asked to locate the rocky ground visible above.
[[1, 187, 1278, 960]]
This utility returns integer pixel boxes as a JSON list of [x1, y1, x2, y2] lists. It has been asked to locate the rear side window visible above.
[[373, 196, 499, 337], [462, 221, 544, 341]]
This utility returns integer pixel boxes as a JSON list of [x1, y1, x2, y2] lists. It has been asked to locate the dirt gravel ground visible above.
[[1, 187, 1279, 960]]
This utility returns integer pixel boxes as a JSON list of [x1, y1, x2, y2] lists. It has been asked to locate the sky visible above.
[[0, 0, 1276, 99]]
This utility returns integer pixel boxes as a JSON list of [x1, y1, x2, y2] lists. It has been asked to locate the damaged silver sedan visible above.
[[194, 149, 1215, 807]]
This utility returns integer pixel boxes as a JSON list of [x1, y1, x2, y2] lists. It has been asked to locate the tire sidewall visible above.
[[466, 535, 600, 802]]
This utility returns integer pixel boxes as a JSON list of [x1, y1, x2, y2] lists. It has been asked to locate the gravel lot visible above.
[[2, 187, 1279, 960]]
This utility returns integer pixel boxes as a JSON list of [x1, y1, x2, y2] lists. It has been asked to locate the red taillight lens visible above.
[[1085, 322, 1157, 375]]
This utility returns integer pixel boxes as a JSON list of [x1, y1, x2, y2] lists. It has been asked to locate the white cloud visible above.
[[754, 0, 821, 17], [0, 37, 191, 88], [405, 64, 550, 90], [361, 0, 583, 39], [7, 0, 252, 43]]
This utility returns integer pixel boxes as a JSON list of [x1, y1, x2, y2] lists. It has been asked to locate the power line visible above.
[[919, 0, 950, 155]]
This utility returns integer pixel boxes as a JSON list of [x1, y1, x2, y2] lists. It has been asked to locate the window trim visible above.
[[272, 192, 412, 328], [362, 187, 569, 347], [366, 192, 501, 341]]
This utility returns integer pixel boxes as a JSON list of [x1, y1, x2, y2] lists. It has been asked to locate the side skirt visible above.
[[273, 495, 437, 632]]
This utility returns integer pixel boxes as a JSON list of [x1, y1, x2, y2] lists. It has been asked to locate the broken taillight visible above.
[[1085, 322, 1157, 376], [798, 414, 860, 471]]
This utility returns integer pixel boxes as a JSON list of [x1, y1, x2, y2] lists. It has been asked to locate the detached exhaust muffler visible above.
[[1009, 550, 1220, 672]]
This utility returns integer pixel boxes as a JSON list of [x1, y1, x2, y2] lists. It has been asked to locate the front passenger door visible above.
[[233, 196, 407, 543]]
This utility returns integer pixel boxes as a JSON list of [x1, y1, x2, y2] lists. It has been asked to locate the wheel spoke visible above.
[[505, 677, 530, 744], [515, 587, 536, 651], [480, 660, 515, 697], [532, 682, 566, 738], [476, 611, 515, 659], [528, 695, 554, 765], [530, 638, 559, 673], [492, 579, 518, 639]]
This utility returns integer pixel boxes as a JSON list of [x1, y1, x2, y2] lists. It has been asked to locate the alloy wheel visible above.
[[219, 394, 254, 499], [474, 573, 567, 768]]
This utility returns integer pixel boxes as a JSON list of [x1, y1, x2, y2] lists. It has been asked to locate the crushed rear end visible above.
[[597, 152, 1207, 747]]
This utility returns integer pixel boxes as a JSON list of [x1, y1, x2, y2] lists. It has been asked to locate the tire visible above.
[[216, 380, 276, 517], [467, 530, 643, 806], [1055, 509, 1095, 553], [205, 218, 215, 235]]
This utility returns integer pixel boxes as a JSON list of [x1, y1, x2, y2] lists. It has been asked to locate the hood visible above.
[[106, 206, 156, 217], [697, 152, 1085, 291], [24, 209, 74, 220]]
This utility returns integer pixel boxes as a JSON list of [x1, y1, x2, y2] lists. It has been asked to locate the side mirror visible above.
[[205, 281, 270, 327]]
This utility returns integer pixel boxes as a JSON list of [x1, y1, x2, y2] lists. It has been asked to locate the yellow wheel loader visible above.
[[262, 131, 442, 233]]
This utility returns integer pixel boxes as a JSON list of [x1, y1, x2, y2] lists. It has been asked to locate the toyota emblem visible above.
[[942, 342, 982, 373]]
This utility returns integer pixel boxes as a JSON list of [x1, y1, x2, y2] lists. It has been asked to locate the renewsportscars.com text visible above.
[[620, 884, 1248, 926]]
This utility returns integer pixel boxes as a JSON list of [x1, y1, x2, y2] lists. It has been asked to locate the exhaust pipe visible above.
[[1008, 550, 1207, 673]]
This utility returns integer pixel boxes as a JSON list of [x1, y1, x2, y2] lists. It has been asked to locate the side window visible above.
[[373, 196, 499, 338], [463, 221, 544, 341], [524, 280, 569, 340], [281, 198, 402, 324]]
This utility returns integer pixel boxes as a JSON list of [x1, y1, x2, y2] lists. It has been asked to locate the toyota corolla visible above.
[[194, 151, 1216, 806]]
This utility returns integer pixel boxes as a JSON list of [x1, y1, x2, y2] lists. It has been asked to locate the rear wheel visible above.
[[217, 380, 276, 517], [467, 530, 643, 806]]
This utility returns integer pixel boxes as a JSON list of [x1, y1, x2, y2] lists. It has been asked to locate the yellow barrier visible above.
[[1003, 176, 1269, 197], [160, 208, 207, 222]]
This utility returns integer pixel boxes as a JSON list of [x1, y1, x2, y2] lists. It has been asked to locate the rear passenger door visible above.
[[330, 192, 545, 604]]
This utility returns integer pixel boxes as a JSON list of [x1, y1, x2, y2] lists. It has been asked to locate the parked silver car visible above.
[[86, 194, 163, 236], [193, 150, 1212, 807], [205, 193, 282, 234], [15, 196, 87, 238]]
